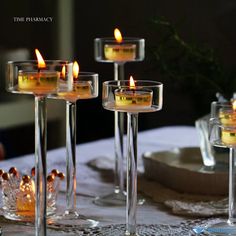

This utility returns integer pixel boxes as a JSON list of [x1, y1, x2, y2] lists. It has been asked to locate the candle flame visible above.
[[61, 65, 66, 78], [129, 76, 135, 89], [35, 49, 46, 69], [233, 100, 236, 110], [73, 61, 79, 79], [114, 28, 122, 43]]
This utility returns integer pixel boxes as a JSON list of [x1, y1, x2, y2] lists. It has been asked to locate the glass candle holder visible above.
[[194, 101, 236, 235], [1, 167, 64, 222], [103, 80, 163, 236], [94, 38, 145, 63], [6, 59, 73, 236], [49, 72, 99, 228], [94, 36, 145, 206]]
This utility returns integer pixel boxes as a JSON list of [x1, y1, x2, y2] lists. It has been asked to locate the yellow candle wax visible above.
[[58, 81, 92, 102], [74, 81, 92, 97], [219, 109, 236, 145], [219, 110, 236, 126], [221, 129, 236, 145], [115, 88, 152, 110], [18, 70, 59, 94], [104, 44, 136, 61]]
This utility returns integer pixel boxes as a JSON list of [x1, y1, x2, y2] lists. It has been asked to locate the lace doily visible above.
[[48, 218, 223, 235], [0, 210, 225, 235], [88, 157, 227, 217], [138, 178, 227, 216]]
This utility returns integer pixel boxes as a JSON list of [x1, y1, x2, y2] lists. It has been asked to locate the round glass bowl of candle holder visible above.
[[103, 80, 163, 113], [6, 60, 73, 95], [94, 38, 145, 63], [1, 167, 65, 222], [55, 71, 99, 102]]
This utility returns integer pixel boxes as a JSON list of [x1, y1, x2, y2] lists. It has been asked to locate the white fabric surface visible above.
[[0, 126, 199, 196], [0, 126, 200, 226], [0, 125, 199, 170]]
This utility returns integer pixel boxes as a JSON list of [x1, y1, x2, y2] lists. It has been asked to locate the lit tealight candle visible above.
[[18, 49, 59, 94], [104, 28, 136, 61], [59, 61, 93, 101], [220, 101, 236, 145], [16, 175, 35, 217], [115, 76, 152, 111]]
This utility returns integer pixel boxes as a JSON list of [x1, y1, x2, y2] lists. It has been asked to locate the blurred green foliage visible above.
[[150, 17, 236, 103]]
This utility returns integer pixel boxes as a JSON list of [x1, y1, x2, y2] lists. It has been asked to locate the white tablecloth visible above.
[[0, 126, 200, 227], [1, 125, 199, 169]]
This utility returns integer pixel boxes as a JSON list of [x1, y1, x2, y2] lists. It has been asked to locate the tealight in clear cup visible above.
[[94, 37, 145, 63], [1, 167, 64, 222]]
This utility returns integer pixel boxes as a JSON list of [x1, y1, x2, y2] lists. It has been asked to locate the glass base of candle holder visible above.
[[93, 189, 145, 206], [3, 212, 34, 222], [49, 210, 99, 228], [3, 206, 56, 223], [193, 221, 236, 235]]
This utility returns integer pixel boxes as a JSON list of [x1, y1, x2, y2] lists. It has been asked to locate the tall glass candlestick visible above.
[[49, 63, 99, 227], [194, 101, 236, 235], [103, 79, 163, 235], [66, 100, 76, 214], [35, 95, 47, 236], [6, 56, 73, 236], [94, 29, 145, 206]]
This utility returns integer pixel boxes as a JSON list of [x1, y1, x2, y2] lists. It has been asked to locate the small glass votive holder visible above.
[[94, 37, 145, 63], [195, 101, 229, 169], [1, 167, 64, 222]]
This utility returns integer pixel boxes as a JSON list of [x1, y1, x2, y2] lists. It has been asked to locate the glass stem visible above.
[[126, 112, 138, 235], [228, 147, 236, 224], [66, 101, 77, 213], [114, 62, 125, 193], [114, 62, 125, 81], [35, 96, 47, 236], [114, 111, 125, 193]]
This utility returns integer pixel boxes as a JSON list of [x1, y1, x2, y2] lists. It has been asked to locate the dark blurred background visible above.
[[0, 0, 235, 158]]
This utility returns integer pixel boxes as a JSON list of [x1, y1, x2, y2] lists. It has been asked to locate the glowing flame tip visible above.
[[73, 61, 79, 79], [233, 100, 236, 110], [114, 28, 122, 43], [61, 65, 66, 78], [35, 49, 46, 69], [129, 76, 135, 89]]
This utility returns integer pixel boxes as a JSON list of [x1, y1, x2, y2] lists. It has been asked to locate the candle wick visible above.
[[131, 89, 136, 104], [37, 69, 41, 85]]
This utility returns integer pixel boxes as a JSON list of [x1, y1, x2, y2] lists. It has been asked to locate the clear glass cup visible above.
[[48, 72, 99, 227], [6, 60, 73, 236], [94, 37, 145, 206], [1, 169, 62, 222], [195, 114, 229, 169], [194, 101, 236, 235], [103, 80, 163, 235]]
